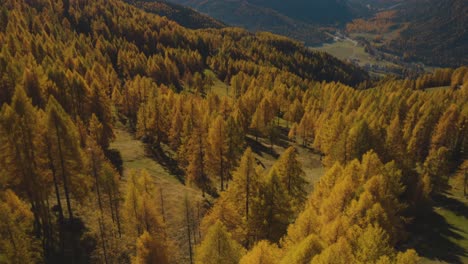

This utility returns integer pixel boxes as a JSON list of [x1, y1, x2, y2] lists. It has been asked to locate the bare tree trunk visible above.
[[246, 162, 250, 221], [160, 188, 166, 223], [464, 169, 467, 197], [197, 202, 201, 242], [46, 137, 64, 222], [54, 120, 73, 220], [185, 197, 193, 264], [113, 183, 122, 237]]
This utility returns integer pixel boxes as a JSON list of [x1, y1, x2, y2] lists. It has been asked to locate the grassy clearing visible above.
[[204, 69, 231, 98], [110, 128, 205, 264], [314, 40, 394, 68], [314, 41, 367, 62]]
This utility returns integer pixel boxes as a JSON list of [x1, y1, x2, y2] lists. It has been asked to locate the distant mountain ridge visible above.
[[164, 0, 363, 45], [125, 0, 226, 29]]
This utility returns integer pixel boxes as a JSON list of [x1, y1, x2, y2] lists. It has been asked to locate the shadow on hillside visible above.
[[146, 144, 185, 184], [246, 137, 279, 159], [405, 195, 468, 263], [275, 126, 292, 148], [433, 194, 468, 219]]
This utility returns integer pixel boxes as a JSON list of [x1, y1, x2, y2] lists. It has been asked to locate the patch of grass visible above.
[[204, 69, 231, 98], [313, 40, 397, 69], [315, 41, 362, 61]]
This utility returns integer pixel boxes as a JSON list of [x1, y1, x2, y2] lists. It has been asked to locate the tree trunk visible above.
[[54, 119, 73, 220], [46, 138, 64, 222], [160, 188, 166, 223], [246, 164, 250, 221], [185, 197, 193, 264]]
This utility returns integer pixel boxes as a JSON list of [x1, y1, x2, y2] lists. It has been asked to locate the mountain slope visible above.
[[125, 0, 226, 29], [164, 0, 361, 45], [347, 0, 467, 67], [383, 0, 468, 67]]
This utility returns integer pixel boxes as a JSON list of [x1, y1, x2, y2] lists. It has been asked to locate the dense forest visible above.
[[0, 0, 467, 263]]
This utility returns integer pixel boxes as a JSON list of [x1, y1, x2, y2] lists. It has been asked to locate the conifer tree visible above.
[[284, 99, 304, 127], [316, 113, 347, 166], [422, 147, 450, 195], [132, 231, 171, 264], [206, 115, 229, 191], [89, 81, 114, 148], [279, 234, 323, 264], [89, 114, 107, 149], [227, 148, 261, 222], [123, 170, 161, 236], [274, 147, 307, 212], [186, 126, 210, 196], [195, 221, 245, 264], [249, 97, 274, 141], [431, 104, 461, 163], [239, 240, 282, 264], [385, 116, 405, 163], [169, 108, 183, 150], [407, 105, 439, 164], [225, 115, 245, 180], [346, 120, 371, 161], [310, 237, 354, 264], [200, 195, 248, 245], [249, 168, 292, 242], [297, 112, 314, 146]]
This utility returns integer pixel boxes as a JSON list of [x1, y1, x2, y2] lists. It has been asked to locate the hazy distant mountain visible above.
[[164, 0, 363, 45], [125, 0, 226, 29]]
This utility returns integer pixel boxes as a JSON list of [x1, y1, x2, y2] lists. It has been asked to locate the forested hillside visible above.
[[347, 0, 468, 67], [0, 0, 467, 263], [383, 0, 467, 67]]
